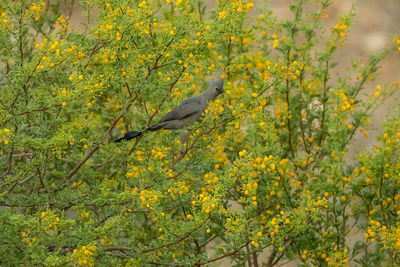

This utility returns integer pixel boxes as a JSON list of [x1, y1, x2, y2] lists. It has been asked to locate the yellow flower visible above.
[[270, 163, 275, 170], [273, 39, 279, 48], [138, 1, 147, 7], [251, 241, 259, 247], [218, 11, 227, 19]]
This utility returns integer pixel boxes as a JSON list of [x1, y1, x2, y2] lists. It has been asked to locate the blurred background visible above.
[[202, 0, 400, 158], [269, 0, 400, 159]]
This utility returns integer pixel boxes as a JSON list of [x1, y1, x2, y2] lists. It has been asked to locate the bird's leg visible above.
[[179, 127, 190, 154]]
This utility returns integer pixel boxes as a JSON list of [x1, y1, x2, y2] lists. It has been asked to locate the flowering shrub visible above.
[[1, 0, 400, 266]]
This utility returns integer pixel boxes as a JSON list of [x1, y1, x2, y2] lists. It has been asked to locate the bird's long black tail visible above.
[[114, 131, 142, 142], [115, 122, 162, 142]]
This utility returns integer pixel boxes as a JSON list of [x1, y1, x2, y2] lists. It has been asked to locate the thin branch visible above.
[[197, 239, 252, 265], [317, 60, 330, 147], [63, 89, 140, 183], [169, 124, 217, 170]]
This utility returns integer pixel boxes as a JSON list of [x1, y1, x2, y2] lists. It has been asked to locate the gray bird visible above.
[[115, 74, 225, 143]]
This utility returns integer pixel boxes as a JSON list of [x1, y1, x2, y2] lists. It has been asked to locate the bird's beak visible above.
[[220, 87, 225, 93]]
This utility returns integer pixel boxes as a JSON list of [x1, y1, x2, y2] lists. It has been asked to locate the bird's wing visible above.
[[158, 97, 203, 123]]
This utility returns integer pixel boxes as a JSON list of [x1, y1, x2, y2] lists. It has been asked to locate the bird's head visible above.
[[207, 73, 225, 97]]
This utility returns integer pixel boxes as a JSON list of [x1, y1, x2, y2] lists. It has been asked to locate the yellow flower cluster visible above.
[[215, 0, 255, 26], [250, 231, 263, 248], [203, 172, 219, 187], [366, 220, 379, 243], [1, 11, 8, 26], [334, 91, 355, 113], [80, 210, 90, 219], [276, 60, 304, 81], [269, 216, 290, 237], [26, 1, 46, 21], [197, 192, 218, 214], [174, 0, 192, 10], [301, 249, 308, 259], [224, 216, 245, 235], [151, 148, 167, 160], [230, 0, 255, 13], [235, 153, 297, 206], [34, 40, 85, 73], [21, 230, 36, 247], [368, 218, 400, 253], [272, 33, 279, 48], [138, 0, 147, 8], [218, 10, 227, 19], [167, 180, 190, 199], [205, 133, 229, 167], [321, 250, 349, 266], [139, 190, 158, 209], [333, 19, 348, 39], [68, 244, 97, 266], [55, 15, 70, 32], [0, 128, 11, 145], [393, 37, 400, 52], [374, 84, 382, 97], [382, 130, 400, 152], [127, 166, 140, 179], [40, 210, 61, 232], [204, 99, 224, 119]]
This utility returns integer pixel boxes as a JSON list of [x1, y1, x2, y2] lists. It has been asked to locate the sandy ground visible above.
[[66, 1, 400, 266]]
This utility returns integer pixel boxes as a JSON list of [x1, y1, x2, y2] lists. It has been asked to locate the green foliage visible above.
[[1, 0, 400, 266]]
